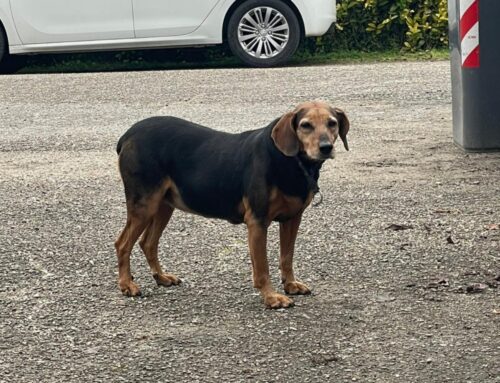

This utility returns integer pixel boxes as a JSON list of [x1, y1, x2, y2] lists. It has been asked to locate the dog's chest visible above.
[[268, 187, 314, 222]]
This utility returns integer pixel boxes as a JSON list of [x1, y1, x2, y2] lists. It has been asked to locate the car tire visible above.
[[0, 26, 6, 68], [0, 27, 23, 74], [227, 0, 301, 67]]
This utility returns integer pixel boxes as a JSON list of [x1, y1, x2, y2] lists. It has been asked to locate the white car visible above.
[[0, 0, 336, 68]]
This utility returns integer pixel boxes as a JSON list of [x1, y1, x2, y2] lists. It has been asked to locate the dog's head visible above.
[[271, 101, 350, 160]]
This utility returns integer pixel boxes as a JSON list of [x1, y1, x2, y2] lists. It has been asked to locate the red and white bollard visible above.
[[460, 0, 479, 68]]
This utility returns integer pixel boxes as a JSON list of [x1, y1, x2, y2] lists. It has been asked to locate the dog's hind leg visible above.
[[139, 202, 181, 287], [115, 189, 165, 297]]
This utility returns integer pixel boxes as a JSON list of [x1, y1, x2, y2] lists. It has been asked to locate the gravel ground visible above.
[[0, 61, 499, 383]]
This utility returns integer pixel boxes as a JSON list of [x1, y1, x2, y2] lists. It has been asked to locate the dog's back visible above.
[[117, 116, 215, 155]]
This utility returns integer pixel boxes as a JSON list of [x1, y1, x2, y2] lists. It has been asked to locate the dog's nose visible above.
[[319, 142, 333, 155]]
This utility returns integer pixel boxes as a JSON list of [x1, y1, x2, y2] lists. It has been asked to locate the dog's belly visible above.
[[164, 176, 244, 224]]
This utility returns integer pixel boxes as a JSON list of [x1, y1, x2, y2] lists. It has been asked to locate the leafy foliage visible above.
[[302, 0, 448, 53]]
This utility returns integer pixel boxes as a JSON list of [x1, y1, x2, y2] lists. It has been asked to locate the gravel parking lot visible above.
[[0, 61, 499, 383]]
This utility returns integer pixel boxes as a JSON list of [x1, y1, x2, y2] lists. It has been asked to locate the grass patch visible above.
[[293, 48, 449, 65], [13, 47, 449, 74]]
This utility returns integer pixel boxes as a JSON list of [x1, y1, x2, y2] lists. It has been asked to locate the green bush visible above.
[[303, 0, 448, 53]]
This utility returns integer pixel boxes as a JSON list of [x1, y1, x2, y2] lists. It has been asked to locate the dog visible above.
[[115, 101, 349, 308]]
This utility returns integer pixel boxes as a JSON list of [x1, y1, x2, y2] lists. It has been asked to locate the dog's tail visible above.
[[116, 133, 130, 155], [116, 125, 136, 155], [116, 138, 123, 155]]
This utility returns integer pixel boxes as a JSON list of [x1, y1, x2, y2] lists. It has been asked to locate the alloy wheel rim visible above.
[[237, 7, 290, 59]]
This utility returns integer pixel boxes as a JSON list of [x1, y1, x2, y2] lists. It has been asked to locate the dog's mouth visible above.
[[304, 151, 335, 162], [320, 151, 335, 160], [299, 151, 330, 164], [299, 143, 336, 161]]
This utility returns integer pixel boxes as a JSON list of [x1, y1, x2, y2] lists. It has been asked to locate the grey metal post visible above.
[[449, 0, 500, 151]]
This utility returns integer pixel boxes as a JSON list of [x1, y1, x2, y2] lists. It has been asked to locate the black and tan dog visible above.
[[115, 101, 349, 308]]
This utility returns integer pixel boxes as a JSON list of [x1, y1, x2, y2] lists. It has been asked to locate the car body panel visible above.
[[0, 0, 21, 46], [10, 0, 134, 44], [132, 0, 222, 38], [292, 0, 336, 36]]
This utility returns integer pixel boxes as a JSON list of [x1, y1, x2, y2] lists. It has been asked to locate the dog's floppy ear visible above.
[[333, 107, 350, 151], [271, 111, 299, 156]]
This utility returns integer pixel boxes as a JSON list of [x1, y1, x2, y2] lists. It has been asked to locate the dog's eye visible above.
[[301, 122, 313, 130], [327, 119, 337, 128]]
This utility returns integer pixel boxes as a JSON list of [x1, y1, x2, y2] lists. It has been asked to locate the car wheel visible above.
[[227, 0, 301, 67], [0, 27, 23, 74]]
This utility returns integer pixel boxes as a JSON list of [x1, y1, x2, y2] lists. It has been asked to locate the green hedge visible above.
[[303, 0, 448, 53]]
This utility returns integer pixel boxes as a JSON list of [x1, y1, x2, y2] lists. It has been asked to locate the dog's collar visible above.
[[295, 156, 323, 207]]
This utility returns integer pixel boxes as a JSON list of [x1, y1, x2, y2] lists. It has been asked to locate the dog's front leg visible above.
[[247, 219, 294, 309], [279, 214, 311, 295]]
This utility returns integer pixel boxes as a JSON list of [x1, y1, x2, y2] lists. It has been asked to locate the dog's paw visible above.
[[264, 292, 295, 309], [284, 281, 311, 295], [119, 280, 142, 297], [153, 273, 181, 287]]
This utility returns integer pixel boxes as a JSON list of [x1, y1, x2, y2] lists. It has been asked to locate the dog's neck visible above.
[[295, 153, 324, 195]]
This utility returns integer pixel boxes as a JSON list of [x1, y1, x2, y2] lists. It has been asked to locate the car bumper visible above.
[[292, 0, 336, 37]]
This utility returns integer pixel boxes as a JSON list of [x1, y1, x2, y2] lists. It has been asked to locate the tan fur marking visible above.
[[115, 186, 168, 297], [267, 187, 311, 222], [279, 214, 310, 295]]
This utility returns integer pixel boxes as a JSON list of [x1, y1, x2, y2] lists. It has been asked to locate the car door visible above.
[[10, 0, 134, 44], [132, 0, 222, 38]]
